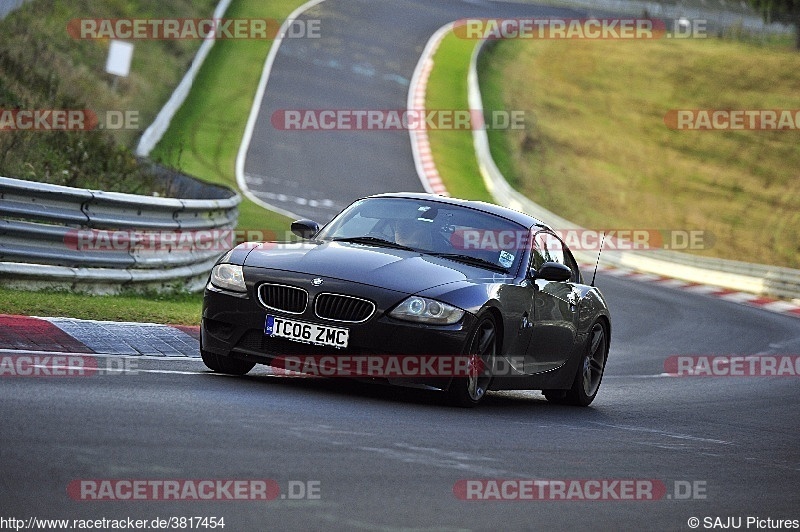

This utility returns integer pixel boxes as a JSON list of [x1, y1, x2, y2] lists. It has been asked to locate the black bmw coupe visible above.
[[201, 193, 611, 407]]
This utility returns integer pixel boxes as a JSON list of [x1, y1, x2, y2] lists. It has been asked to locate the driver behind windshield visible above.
[[393, 219, 433, 249]]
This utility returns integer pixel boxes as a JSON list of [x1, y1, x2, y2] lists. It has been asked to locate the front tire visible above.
[[448, 314, 497, 407], [201, 350, 255, 376], [546, 320, 608, 407]]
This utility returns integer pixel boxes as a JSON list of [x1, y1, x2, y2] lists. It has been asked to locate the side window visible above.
[[545, 235, 565, 265], [532, 230, 578, 282], [563, 248, 581, 283], [530, 231, 550, 271]]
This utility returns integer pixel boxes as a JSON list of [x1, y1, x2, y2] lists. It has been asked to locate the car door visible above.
[[524, 230, 580, 374]]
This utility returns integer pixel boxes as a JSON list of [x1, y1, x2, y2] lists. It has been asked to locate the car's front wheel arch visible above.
[[481, 305, 504, 358], [446, 311, 500, 407]]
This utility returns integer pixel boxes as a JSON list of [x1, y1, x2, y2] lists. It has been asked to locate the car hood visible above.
[[242, 241, 507, 294]]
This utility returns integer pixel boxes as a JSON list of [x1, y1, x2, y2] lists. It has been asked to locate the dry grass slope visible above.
[[481, 37, 800, 268]]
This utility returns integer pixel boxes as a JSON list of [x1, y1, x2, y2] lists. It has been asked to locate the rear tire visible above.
[[546, 320, 608, 407], [201, 350, 255, 376], [447, 314, 497, 408]]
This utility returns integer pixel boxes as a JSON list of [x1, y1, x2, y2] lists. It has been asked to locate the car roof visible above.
[[366, 192, 551, 230]]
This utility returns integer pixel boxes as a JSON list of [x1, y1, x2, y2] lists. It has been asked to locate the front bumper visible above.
[[201, 281, 477, 390]]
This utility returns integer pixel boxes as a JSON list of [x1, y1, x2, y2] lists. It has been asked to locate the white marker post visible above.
[[105, 40, 134, 91]]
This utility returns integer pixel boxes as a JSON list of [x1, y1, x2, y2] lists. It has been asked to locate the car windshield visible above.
[[317, 197, 529, 272]]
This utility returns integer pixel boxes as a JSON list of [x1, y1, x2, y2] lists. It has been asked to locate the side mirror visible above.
[[291, 219, 320, 239], [529, 261, 572, 282]]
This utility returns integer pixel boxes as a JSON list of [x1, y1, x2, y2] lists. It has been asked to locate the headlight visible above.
[[209, 263, 246, 292], [389, 296, 464, 325]]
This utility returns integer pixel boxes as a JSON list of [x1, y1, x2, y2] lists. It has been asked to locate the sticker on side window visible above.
[[498, 251, 514, 268]]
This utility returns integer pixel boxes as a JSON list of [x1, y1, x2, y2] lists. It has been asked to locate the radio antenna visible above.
[[590, 232, 605, 287]]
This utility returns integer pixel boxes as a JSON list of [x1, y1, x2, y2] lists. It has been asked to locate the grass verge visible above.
[[0, 288, 203, 325]]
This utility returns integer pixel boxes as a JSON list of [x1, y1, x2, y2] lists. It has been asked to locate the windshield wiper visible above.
[[331, 236, 416, 252], [429, 253, 508, 272]]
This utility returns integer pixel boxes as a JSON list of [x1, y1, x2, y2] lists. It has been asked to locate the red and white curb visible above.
[[0, 315, 201, 357], [408, 23, 452, 197], [593, 264, 800, 319]]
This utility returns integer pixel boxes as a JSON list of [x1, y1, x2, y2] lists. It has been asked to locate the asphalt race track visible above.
[[2, 1, 799, 530]]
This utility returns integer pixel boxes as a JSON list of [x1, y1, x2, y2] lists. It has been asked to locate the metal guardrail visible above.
[[0, 176, 240, 293], [467, 40, 800, 301]]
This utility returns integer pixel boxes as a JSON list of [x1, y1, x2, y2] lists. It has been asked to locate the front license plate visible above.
[[265, 315, 349, 349]]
